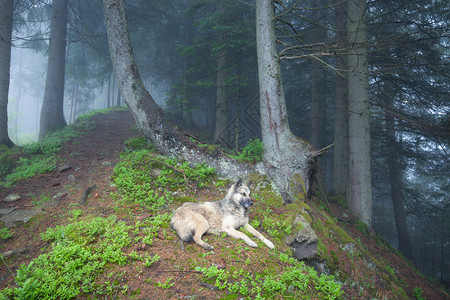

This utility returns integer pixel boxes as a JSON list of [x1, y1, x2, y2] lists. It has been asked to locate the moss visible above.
[[332, 224, 354, 245], [356, 220, 370, 235], [247, 172, 267, 185], [391, 283, 408, 299], [200, 144, 221, 155], [259, 190, 283, 206], [317, 240, 328, 257], [300, 211, 313, 224], [312, 220, 327, 238], [322, 215, 355, 245], [124, 136, 153, 151], [329, 250, 340, 271], [289, 174, 307, 201], [330, 195, 348, 207], [293, 222, 304, 233]]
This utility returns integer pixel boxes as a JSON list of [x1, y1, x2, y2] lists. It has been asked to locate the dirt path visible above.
[[0, 110, 139, 288]]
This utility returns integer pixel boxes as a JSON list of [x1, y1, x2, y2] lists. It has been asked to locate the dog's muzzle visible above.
[[240, 198, 253, 208]]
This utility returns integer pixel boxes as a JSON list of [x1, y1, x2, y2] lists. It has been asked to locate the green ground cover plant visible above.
[[113, 149, 215, 211], [0, 131, 346, 299], [0, 107, 126, 188], [228, 138, 263, 163], [0, 228, 13, 240], [0, 216, 132, 299], [195, 251, 342, 299]]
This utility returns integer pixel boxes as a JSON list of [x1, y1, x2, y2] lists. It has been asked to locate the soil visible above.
[[0, 110, 448, 299]]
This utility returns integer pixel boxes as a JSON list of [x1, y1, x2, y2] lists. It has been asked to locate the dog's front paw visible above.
[[202, 243, 214, 251], [264, 238, 275, 249], [247, 239, 257, 247]]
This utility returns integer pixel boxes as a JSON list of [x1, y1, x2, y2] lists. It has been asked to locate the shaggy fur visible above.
[[170, 179, 274, 250]]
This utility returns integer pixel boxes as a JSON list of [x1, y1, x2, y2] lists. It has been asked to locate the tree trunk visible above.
[[102, 0, 248, 178], [181, 75, 195, 129], [111, 74, 116, 106], [181, 12, 195, 129], [347, 0, 372, 226], [70, 80, 79, 124], [384, 91, 414, 261], [14, 66, 23, 141], [310, 0, 322, 151], [106, 74, 111, 108], [256, 0, 314, 202], [103, 0, 314, 200], [332, 0, 349, 196], [117, 86, 121, 106], [0, 0, 14, 146], [214, 38, 228, 145], [39, 0, 68, 139]]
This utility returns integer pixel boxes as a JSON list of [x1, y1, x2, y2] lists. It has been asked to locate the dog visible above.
[[170, 178, 274, 250]]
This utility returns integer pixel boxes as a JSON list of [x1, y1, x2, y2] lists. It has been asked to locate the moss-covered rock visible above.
[[285, 213, 318, 260]]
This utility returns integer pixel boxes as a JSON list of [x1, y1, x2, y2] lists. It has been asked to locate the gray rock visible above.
[[342, 243, 357, 254], [0, 247, 30, 258], [285, 213, 318, 260], [58, 164, 72, 173], [0, 207, 16, 217], [68, 174, 76, 182], [4, 194, 21, 202], [0, 208, 42, 228], [53, 191, 67, 200]]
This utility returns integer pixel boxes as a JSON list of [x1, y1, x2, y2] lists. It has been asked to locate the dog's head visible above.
[[227, 178, 253, 208]]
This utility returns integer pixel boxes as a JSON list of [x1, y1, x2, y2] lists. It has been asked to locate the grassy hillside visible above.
[[0, 109, 447, 299]]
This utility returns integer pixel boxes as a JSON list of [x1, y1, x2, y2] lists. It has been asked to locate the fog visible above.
[[2, 0, 448, 286], [7, 47, 170, 146], [8, 48, 46, 144]]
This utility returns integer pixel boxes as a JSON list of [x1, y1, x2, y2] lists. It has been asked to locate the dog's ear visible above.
[[235, 178, 242, 187], [226, 178, 242, 199], [247, 180, 253, 188]]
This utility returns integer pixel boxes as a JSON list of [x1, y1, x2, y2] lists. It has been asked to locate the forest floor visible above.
[[0, 109, 448, 299]]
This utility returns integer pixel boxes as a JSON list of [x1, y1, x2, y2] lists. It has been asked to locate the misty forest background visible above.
[[2, 0, 449, 287]]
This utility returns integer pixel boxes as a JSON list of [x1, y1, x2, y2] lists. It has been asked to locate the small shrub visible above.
[[3, 155, 57, 187], [0, 228, 13, 239], [124, 136, 155, 152], [229, 138, 263, 163], [144, 254, 160, 268], [156, 277, 174, 289], [0, 145, 16, 179], [412, 286, 425, 300]]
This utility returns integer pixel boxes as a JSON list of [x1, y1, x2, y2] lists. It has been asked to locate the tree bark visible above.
[[0, 0, 14, 146], [181, 13, 195, 129], [256, 0, 313, 202], [106, 74, 111, 108], [69, 80, 78, 124], [309, 0, 322, 151], [39, 0, 68, 139], [347, 0, 372, 226], [214, 38, 228, 145], [332, 0, 349, 196]]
